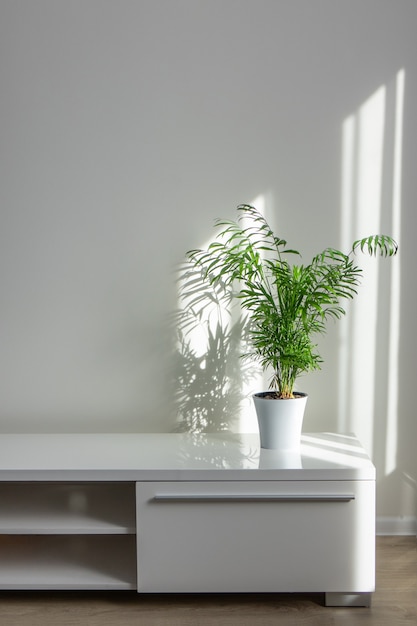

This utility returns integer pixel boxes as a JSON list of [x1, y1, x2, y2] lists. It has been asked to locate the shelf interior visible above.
[[0, 482, 136, 534], [0, 535, 137, 589]]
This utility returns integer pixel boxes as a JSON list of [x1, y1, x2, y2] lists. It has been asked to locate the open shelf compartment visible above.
[[0, 535, 137, 590], [0, 482, 136, 535]]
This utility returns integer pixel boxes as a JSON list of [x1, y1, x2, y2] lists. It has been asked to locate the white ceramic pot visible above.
[[253, 392, 308, 450]]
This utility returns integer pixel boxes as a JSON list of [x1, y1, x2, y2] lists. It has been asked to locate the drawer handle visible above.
[[152, 494, 355, 503]]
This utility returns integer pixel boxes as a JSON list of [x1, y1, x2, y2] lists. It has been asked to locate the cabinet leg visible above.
[[325, 593, 372, 607]]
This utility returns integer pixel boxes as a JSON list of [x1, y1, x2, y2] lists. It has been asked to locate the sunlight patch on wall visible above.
[[339, 71, 404, 465], [338, 114, 356, 430], [385, 69, 404, 475], [174, 195, 267, 434], [339, 84, 386, 456]]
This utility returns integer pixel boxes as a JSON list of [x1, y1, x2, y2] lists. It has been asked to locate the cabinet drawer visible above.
[[136, 481, 375, 593]]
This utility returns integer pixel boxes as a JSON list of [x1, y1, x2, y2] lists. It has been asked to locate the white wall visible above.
[[0, 0, 415, 528]]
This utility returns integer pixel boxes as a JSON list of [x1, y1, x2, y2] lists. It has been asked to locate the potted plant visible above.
[[187, 204, 398, 449]]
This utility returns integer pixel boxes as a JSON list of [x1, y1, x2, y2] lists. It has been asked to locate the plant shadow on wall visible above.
[[171, 257, 258, 433]]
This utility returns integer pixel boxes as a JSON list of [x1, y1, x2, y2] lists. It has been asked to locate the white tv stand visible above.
[[0, 432, 375, 606]]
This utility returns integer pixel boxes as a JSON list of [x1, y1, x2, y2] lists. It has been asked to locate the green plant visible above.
[[188, 204, 398, 399]]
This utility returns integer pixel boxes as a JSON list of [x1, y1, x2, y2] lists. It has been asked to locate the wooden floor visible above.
[[0, 537, 415, 626]]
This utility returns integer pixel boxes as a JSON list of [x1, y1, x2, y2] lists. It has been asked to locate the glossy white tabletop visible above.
[[0, 432, 375, 481]]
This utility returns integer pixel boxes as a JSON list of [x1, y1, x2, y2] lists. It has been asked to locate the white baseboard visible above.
[[376, 516, 417, 536]]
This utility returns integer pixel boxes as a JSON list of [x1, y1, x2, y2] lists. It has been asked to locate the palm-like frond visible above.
[[187, 205, 398, 398]]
